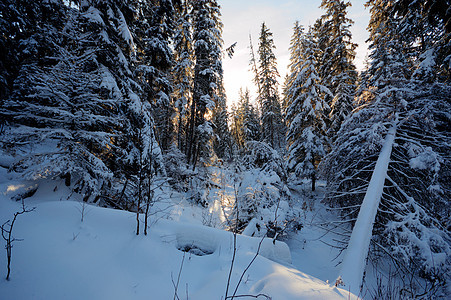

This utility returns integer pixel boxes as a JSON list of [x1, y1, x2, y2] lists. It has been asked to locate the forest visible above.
[[0, 0, 450, 299]]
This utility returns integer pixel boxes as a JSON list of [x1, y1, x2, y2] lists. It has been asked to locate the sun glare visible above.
[[6, 184, 25, 193]]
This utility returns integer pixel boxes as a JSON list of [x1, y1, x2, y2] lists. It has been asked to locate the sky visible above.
[[220, 0, 371, 107]]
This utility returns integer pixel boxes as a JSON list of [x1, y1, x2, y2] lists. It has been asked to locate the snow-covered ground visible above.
[[0, 166, 358, 299]]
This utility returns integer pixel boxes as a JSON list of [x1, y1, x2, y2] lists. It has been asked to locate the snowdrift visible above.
[[0, 179, 356, 299]]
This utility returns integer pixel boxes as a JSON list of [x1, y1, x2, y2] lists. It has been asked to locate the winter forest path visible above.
[[285, 181, 345, 286]]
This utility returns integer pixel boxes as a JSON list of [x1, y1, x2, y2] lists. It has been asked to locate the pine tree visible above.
[[212, 80, 232, 160], [173, 1, 194, 153], [0, 1, 128, 203], [316, 0, 358, 138], [186, 0, 224, 168], [255, 23, 284, 149], [134, 0, 175, 152], [286, 28, 331, 191], [230, 88, 260, 149], [284, 21, 304, 126]]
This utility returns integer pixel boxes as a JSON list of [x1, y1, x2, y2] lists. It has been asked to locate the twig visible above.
[[225, 184, 239, 299], [226, 294, 271, 299], [173, 252, 186, 300], [1, 200, 35, 280], [170, 273, 181, 300], [230, 236, 265, 299]]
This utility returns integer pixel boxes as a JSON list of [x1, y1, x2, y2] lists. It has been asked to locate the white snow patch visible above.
[[0, 192, 355, 299]]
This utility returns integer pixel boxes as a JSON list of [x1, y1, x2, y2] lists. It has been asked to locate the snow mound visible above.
[[174, 224, 219, 256], [0, 194, 356, 299], [170, 221, 291, 264], [251, 266, 353, 300]]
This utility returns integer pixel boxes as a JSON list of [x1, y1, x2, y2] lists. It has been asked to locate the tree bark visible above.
[[311, 173, 316, 192]]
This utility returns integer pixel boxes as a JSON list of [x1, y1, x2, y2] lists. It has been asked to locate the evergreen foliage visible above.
[[256, 23, 284, 149], [0, 0, 165, 208], [212, 80, 232, 160], [324, 0, 451, 294], [173, 1, 194, 153], [186, 0, 225, 168], [133, 0, 175, 152], [283, 21, 304, 123], [1, 1, 449, 295], [285, 28, 331, 191], [316, 0, 358, 138], [230, 88, 260, 150]]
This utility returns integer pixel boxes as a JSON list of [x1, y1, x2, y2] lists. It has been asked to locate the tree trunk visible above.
[[136, 201, 140, 236], [136, 172, 142, 236], [311, 157, 316, 191], [338, 121, 397, 295], [186, 101, 197, 164], [6, 245, 11, 281], [311, 173, 316, 192], [144, 175, 153, 236]]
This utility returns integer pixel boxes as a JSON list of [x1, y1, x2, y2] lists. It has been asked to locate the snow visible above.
[[83, 7, 105, 26], [99, 66, 120, 98], [338, 121, 397, 295], [408, 145, 440, 172], [0, 175, 357, 300], [117, 9, 135, 50]]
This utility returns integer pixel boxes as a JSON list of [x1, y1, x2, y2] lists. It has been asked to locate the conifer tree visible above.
[[173, 1, 194, 153], [133, 0, 175, 152], [256, 23, 284, 149], [82, 0, 165, 208], [0, 0, 166, 209], [186, 0, 224, 168], [0, 1, 128, 203], [316, 0, 358, 138], [209, 1, 232, 160], [286, 29, 331, 191], [0, 0, 42, 101], [212, 80, 232, 159], [231, 88, 260, 149], [284, 21, 304, 126]]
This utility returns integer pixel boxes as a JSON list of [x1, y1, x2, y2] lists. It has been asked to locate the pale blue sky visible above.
[[220, 0, 370, 106]]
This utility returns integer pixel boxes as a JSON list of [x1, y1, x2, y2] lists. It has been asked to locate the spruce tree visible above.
[[0, 1, 128, 203], [286, 28, 331, 191], [134, 0, 175, 152], [231, 88, 260, 149], [212, 80, 232, 159], [81, 0, 165, 209], [256, 23, 284, 149], [209, 0, 232, 160], [284, 21, 304, 126], [0, 0, 39, 101], [186, 0, 224, 168], [316, 0, 358, 138], [173, 1, 194, 153], [0, 0, 166, 209]]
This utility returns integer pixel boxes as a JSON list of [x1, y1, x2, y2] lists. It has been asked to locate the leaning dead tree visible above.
[[338, 120, 397, 295], [325, 83, 451, 297]]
